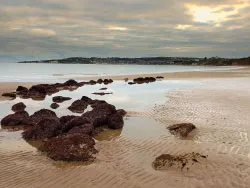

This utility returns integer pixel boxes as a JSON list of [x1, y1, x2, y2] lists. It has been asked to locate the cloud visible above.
[[0, 0, 250, 61]]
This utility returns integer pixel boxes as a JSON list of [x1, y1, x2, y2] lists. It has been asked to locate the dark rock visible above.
[[89, 80, 97, 85], [103, 79, 109, 85], [133, 77, 144, 84], [81, 96, 92, 103], [156, 76, 164, 79], [39, 133, 97, 161], [29, 84, 47, 95], [83, 103, 116, 127], [128, 82, 136, 85], [116, 109, 127, 117], [50, 103, 59, 109], [167, 123, 196, 137], [22, 117, 61, 140], [68, 100, 88, 113], [99, 87, 107, 90], [107, 113, 124, 129], [59, 115, 78, 125], [62, 116, 92, 132], [68, 123, 94, 136], [29, 109, 57, 125], [52, 96, 72, 103], [92, 92, 113, 96], [16, 86, 28, 93], [124, 78, 129, 82], [97, 79, 103, 84], [89, 99, 107, 108], [63, 79, 79, 87], [1, 111, 29, 127], [12, 102, 26, 112], [2, 92, 16, 98]]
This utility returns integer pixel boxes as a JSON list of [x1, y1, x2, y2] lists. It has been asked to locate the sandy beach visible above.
[[0, 66, 250, 188]]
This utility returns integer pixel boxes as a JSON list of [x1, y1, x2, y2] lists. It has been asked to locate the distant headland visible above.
[[18, 56, 250, 66]]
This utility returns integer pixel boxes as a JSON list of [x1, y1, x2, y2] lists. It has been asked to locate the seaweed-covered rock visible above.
[[29, 109, 57, 125], [52, 96, 72, 103], [22, 117, 61, 140], [167, 123, 196, 137], [81, 96, 92, 103], [50, 103, 59, 109], [1, 111, 29, 127], [16, 86, 28, 93], [97, 79, 103, 84], [11, 102, 26, 112], [108, 113, 124, 129], [62, 116, 92, 132], [63, 79, 79, 87], [68, 123, 94, 136], [116, 109, 127, 117], [68, 100, 88, 113], [39, 133, 97, 161], [59, 115, 78, 125]]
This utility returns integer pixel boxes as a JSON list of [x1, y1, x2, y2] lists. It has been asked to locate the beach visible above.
[[0, 66, 250, 188]]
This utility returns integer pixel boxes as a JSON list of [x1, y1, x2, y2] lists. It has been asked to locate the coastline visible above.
[[1, 66, 250, 101]]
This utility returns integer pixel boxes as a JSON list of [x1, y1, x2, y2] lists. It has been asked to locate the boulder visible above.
[[12, 102, 26, 112], [60, 115, 78, 125], [29, 109, 57, 125], [167, 123, 196, 137], [97, 79, 103, 84], [81, 96, 92, 103], [68, 123, 94, 136], [16, 86, 28, 93], [107, 113, 124, 129], [22, 117, 61, 140], [52, 96, 72, 103], [62, 116, 92, 132], [50, 103, 59, 109], [39, 133, 97, 161], [68, 100, 88, 113], [116, 109, 127, 117], [1, 111, 29, 127], [63, 79, 79, 87], [89, 80, 97, 85]]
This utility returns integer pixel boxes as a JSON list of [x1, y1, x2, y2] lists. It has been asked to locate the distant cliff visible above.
[[18, 56, 250, 66]]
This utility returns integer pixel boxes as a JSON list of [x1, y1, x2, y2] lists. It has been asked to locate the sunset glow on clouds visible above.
[[0, 0, 250, 61]]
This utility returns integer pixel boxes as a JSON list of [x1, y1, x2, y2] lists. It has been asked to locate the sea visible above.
[[0, 62, 240, 82]]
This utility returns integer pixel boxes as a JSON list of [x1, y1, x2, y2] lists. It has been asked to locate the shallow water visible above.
[[0, 62, 240, 82]]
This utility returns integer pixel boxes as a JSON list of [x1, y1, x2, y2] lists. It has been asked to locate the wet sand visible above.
[[0, 67, 250, 188]]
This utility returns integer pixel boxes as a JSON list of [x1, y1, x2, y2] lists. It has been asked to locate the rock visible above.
[[29, 109, 57, 125], [128, 82, 136, 85], [1, 111, 29, 127], [39, 133, 97, 161], [52, 96, 72, 103], [92, 92, 113, 96], [99, 87, 107, 90], [16, 86, 28, 93], [107, 113, 124, 129], [68, 123, 94, 136], [83, 103, 116, 127], [81, 96, 92, 103], [156, 76, 164, 79], [89, 80, 97, 85], [152, 153, 207, 170], [124, 78, 129, 82], [116, 109, 127, 117], [29, 84, 47, 95], [62, 116, 92, 133], [59, 115, 78, 125], [50, 103, 59, 109], [2, 92, 16, 98], [167, 123, 196, 137], [89, 99, 107, 108], [103, 79, 109, 85], [97, 79, 103, 84], [22, 117, 61, 140], [63, 79, 79, 87], [68, 100, 88, 113], [12, 102, 26, 112], [133, 77, 156, 84]]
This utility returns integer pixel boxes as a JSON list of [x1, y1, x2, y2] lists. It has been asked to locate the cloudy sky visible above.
[[1, 0, 250, 61]]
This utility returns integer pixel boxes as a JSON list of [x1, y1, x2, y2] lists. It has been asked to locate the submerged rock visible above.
[[50, 103, 59, 109], [52, 96, 72, 103], [68, 100, 88, 113], [39, 133, 97, 161], [22, 117, 61, 140], [167, 123, 196, 137], [1, 111, 29, 127], [12, 102, 26, 112]]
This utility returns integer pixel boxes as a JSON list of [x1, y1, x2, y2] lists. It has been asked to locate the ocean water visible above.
[[0, 62, 240, 82]]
